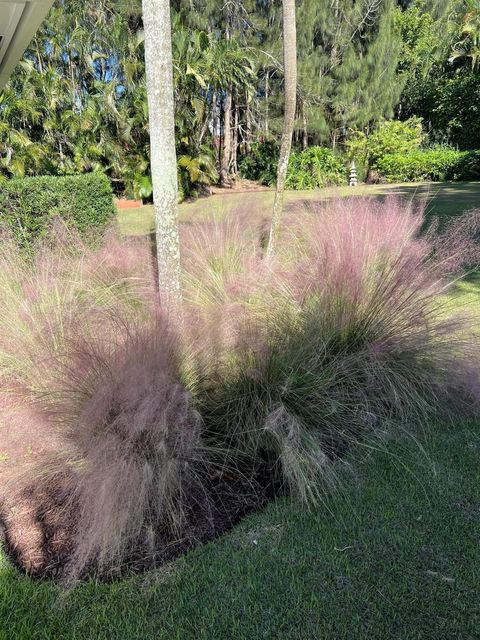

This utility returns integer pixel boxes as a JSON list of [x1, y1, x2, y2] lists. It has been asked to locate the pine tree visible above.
[[296, 0, 404, 146]]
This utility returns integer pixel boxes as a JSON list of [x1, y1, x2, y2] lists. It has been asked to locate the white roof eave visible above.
[[0, 0, 54, 91]]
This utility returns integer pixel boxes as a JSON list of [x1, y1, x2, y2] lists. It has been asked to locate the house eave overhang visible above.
[[0, 0, 53, 90]]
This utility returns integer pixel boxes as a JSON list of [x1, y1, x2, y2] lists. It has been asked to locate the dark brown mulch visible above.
[[0, 463, 280, 582]]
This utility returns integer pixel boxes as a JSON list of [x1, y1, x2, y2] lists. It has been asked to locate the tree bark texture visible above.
[[266, 0, 297, 258], [142, 0, 182, 311]]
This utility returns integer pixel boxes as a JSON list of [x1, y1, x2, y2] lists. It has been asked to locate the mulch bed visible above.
[[0, 454, 279, 581]]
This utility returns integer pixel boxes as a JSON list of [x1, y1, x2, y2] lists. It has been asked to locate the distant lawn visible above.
[[1, 419, 479, 639], [117, 181, 480, 236]]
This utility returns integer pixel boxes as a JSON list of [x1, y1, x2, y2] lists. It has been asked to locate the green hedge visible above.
[[376, 149, 480, 183], [0, 173, 115, 246]]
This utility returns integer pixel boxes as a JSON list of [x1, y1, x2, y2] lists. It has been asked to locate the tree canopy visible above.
[[0, 0, 478, 195]]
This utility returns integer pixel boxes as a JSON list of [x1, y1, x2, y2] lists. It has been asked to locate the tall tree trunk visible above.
[[302, 102, 308, 150], [266, 0, 297, 258], [220, 89, 233, 186], [142, 0, 182, 312], [212, 90, 220, 172], [245, 97, 252, 154], [265, 69, 270, 135], [232, 102, 239, 175]]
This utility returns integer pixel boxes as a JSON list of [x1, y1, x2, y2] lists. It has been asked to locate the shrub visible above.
[[182, 199, 480, 503], [178, 148, 219, 200], [239, 139, 279, 186], [2, 198, 480, 580], [347, 117, 425, 172], [446, 150, 480, 181], [240, 143, 347, 190], [376, 148, 464, 182], [376, 148, 480, 183], [0, 173, 115, 247], [286, 147, 347, 190]]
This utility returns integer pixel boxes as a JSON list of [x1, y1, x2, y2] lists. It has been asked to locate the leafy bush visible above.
[[446, 150, 480, 181], [178, 148, 218, 200], [347, 117, 425, 172], [376, 148, 464, 182], [239, 139, 279, 186], [376, 148, 480, 183], [286, 147, 347, 189], [240, 143, 347, 189], [0, 173, 115, 247]]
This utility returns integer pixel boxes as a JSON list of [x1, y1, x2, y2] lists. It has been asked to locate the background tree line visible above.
[[0, 0, 478, 198]]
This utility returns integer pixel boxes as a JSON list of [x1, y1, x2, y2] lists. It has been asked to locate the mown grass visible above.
[[1, 183, 479, 637], [117, 181, 480, 236], [1, 419, 479, 639]]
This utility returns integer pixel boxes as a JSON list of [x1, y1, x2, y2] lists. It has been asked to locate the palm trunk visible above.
[[220, 89, 233, 186], [302, 102, 308, 150], [212, 90, 220, 172], [245, 98, 252, 154], [232, 103, 239, 175], [142, 0, 182, 312], [265, 69, 270, 135], [266, 0, 297, 258]]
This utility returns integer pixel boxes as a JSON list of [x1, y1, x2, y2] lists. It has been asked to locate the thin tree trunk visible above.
[[266, 0, 297, 258], [142, 0, 182, 312], [212, 90, 220, 172], [220, 88, 233, 186], [302, 102, 308, 150], [265, 69, 270, 135], [245, 98, 252, 154], [198, 109, 210, 147], [232, 102, 239, 175]]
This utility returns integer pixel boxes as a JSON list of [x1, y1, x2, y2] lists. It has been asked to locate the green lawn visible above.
[[117, 181, 480, 236], [1, 182, 480, 639], [1, 420, 479, 639]]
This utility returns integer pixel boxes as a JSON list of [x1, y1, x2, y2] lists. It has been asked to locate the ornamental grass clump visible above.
[[182, 198, 480, 504], [1, 197, 479, 581], [0, 228, 203, 581]]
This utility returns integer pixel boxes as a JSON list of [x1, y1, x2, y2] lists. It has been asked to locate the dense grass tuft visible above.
[[182, 197, 480, 503], [1, 196, 479, 580], [0, 228, 203, 581]]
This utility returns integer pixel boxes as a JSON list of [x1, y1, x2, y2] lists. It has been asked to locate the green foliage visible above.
[[297, 0, 403, 146], [239, 140, 279, 186], [447, 149, 480, 180], [449, 0, 480, 71], [375, 148, 475, 182], [347, 117, 425, 170], [178, 148, 219, 200], [396, 1, 480, 150], [286, 147, 347, 189], [240, 144, 347, 189], [0, 173, 115, 246]]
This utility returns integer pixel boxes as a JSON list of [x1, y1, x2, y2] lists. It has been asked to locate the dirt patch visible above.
[[209, 179, 271, 195]]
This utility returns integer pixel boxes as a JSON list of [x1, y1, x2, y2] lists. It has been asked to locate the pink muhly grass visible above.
[[183, 197, 480, 503], [0, 229, 203, 581]]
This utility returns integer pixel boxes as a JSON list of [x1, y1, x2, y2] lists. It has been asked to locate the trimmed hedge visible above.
[[376, 149, 480, 183], [0, 173, 115, 246]]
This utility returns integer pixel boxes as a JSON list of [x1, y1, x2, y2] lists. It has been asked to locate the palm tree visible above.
[[450, 0, 480, 71], [266, 0, 297, 258], [142, 0, 182, 311]]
